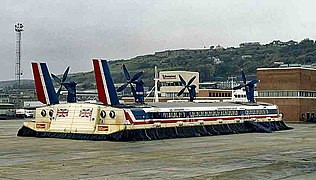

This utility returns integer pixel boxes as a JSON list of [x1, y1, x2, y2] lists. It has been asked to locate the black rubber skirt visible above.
[[17, 121, 293, 141]]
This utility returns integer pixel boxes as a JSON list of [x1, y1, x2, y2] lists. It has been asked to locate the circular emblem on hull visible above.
[[41, 110, 46, 117], [109, 110, 115, 118], [100, 110, 106, 118], [49, 110, 54, 117]]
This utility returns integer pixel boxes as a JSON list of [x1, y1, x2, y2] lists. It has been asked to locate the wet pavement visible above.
[[0, 120, 316, 179]]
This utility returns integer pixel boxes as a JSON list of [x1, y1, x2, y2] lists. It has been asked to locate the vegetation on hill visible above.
[[2, 39, 316, 91], [106, 38, 316, 86]]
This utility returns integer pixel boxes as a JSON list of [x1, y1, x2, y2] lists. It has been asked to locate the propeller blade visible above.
[[117, 83, 128, 92], [51, 73, 61, 84], [241, 69, 247, 84], [131, 71, 144, 82], [246, 79, 259, 86], [62, 67, 70, 82], [179, 75, 186, 86], [56, 86, 62, 97], [122, 64, 131, 80], [233, 84, 245, 90], [177, 87, 186, 97], [187, 76, 196, 86]]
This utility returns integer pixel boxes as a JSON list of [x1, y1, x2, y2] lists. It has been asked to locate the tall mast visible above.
[[15, 23, 24, 109]]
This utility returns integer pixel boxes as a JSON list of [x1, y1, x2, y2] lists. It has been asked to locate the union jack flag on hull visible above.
[[79, 109, 92, 118], [57, 108, 69, 117]]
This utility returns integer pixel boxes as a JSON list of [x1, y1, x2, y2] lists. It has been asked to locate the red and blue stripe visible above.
[[31, 62, 59, 105], [93, 59, 119, 105]]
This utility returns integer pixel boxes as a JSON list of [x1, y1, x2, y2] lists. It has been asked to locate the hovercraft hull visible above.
[[17, 120, 292, 141]]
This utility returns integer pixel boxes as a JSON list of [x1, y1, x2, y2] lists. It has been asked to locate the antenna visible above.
[[15, 23, 24, 109], [228, 76, 236, 101], [144, 66, 160, 102], [154, 66, 159, 102]]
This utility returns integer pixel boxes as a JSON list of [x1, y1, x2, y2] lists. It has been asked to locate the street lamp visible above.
[[15, 23, 24, 32]]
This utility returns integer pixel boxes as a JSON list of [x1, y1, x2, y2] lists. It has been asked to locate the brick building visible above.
[[257, 66, 316, 122]]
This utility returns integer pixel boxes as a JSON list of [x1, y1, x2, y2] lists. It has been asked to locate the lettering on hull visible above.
[[36, 123, 46, 128], [98, 125, 109, 131]]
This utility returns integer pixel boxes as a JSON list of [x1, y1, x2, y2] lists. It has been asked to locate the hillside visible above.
[[2, 39, 316, 90], [0, 80, 34, 90], [106, 38, 316, 86]]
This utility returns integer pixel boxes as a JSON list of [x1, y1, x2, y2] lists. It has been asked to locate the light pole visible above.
[[15, 23, 24, 109]]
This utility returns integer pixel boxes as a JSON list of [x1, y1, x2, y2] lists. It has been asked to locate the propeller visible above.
[[177, 75, 197, 102], [117, 64, 144, 102], [51, 67, 77, 103], [233, 69, 259, 102], [51, 67, 70, 97]]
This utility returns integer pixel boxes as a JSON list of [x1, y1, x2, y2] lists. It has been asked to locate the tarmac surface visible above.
[[0, 119, 316, 180]]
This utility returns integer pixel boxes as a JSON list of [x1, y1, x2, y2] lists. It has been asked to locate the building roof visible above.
[[257, 66, 316, 71], [119, 101, 275, 109], [160, 71, 198, 74]]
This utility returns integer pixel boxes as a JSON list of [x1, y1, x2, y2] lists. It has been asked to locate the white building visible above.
[[159, 71, 199, 98]]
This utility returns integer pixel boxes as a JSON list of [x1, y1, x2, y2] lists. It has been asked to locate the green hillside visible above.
[[2, 39, 316, 90], [105, 38, 316, 86]]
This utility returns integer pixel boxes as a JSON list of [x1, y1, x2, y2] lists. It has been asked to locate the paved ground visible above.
[[0, 120, 316, 180]]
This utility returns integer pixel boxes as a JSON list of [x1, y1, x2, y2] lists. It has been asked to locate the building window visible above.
[[161, 81, 182, 87], [259, 91, 316, 98]]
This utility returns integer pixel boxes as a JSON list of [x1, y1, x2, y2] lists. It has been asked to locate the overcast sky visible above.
[[1, 0, 316, 81]]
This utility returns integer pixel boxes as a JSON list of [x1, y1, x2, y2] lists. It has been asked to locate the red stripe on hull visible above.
[[127, 115, 279, 125], [32, 63, 46, 104], [93, 59, 107, 104], [124, 110, 134, 124]]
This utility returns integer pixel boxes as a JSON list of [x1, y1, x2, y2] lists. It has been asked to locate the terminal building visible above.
[[158, 66, 316, 122], [159, 71, 199, 98], [123, 70, 245, 102], [158, 71, 250, 102], [257, 65, 316, 122]]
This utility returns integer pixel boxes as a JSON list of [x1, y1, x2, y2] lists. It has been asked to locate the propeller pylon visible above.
[[51, 67, 77, 103], [51, 67, 70, 98], [117, 64, 144, 103], [233, 69, 259, 103], [177, 75, 197, 102]]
